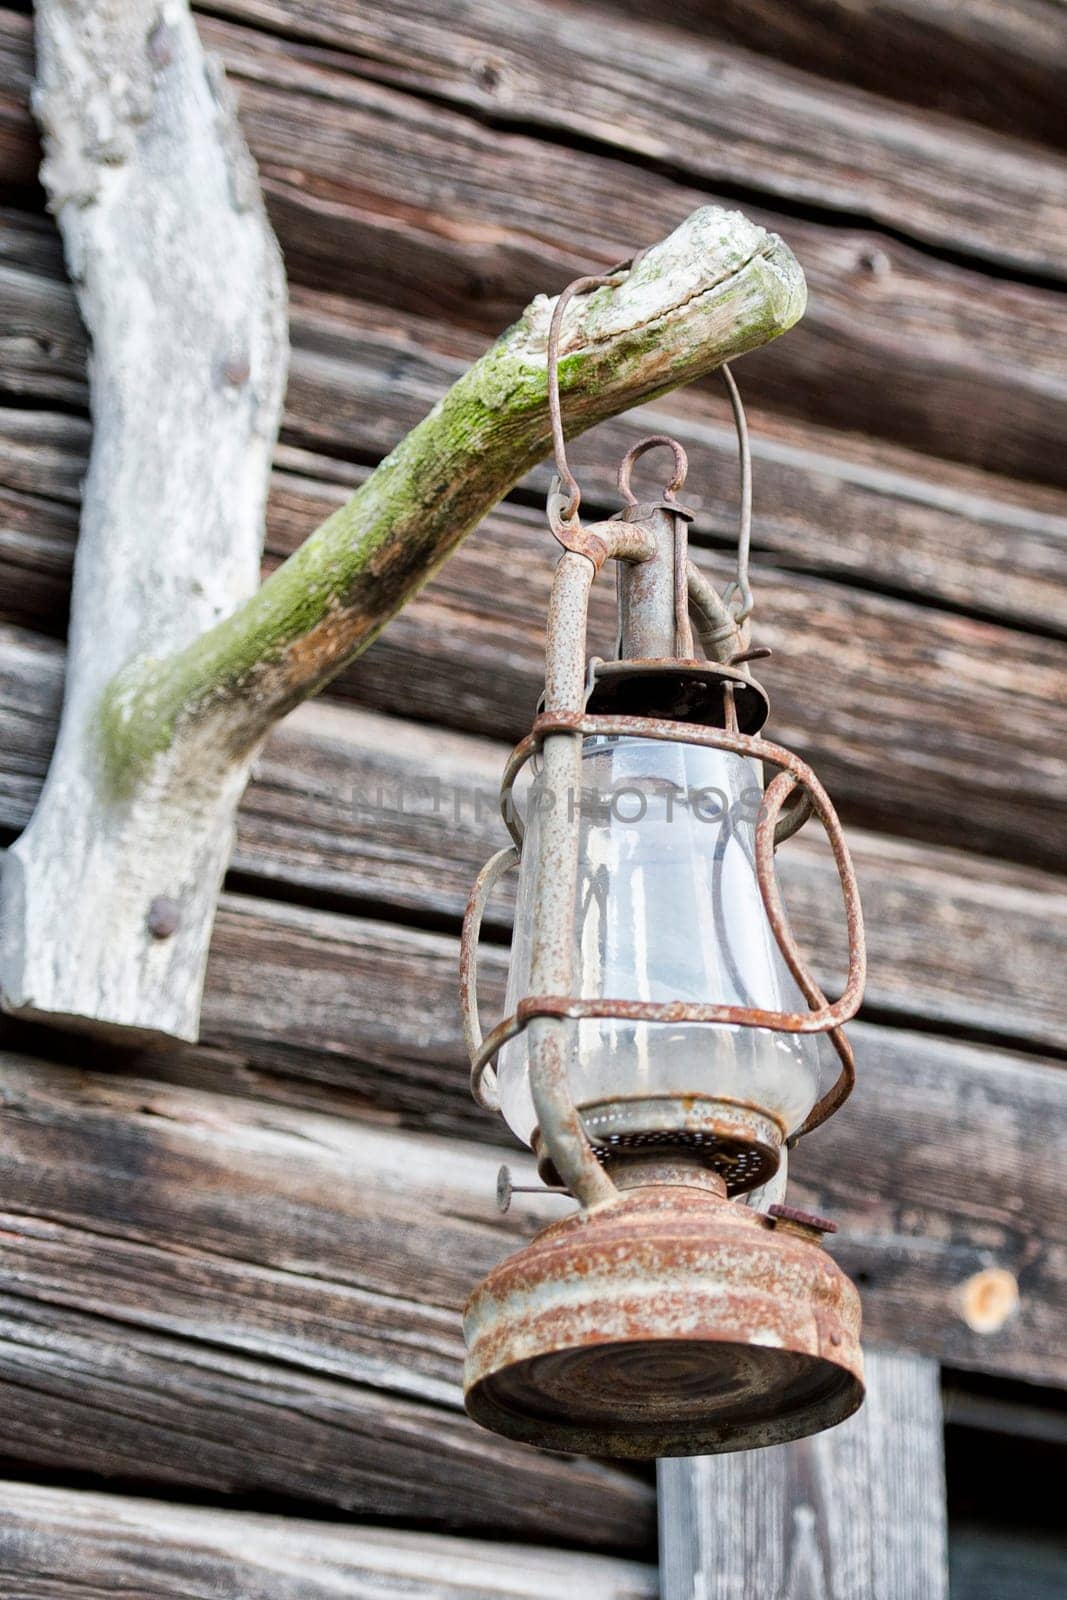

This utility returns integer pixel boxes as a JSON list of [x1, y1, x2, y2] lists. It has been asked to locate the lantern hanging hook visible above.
[[617, 434, 689, 507], [546, 253, 646, 525]]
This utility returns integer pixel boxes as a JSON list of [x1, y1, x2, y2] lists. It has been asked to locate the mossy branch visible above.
[[102, 206, 806, 790]]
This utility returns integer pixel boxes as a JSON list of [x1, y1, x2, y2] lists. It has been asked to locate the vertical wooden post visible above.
[[658, 1349, 948, 1600]]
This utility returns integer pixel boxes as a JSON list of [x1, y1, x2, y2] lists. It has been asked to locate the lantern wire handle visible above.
[[545, 260, 754, 622], [718, 363, 753, 623]]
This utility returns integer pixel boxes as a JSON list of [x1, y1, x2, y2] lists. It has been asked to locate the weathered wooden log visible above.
[[0, 0, 288, 1045], [659, 1351, 948, 1599], [0, 1481, 657, 1597], [202, 0, 1067, 276], [0, 977, 1062, 1387], [3, 630, 1066, 1049], [4, 343, 1067, 640], [270, 499, 1067, 872], [205, 16, 1067, 489], [5, 1, 1065, 209], [3, 22, 1067, 485], [0, 1051, 653, 1543], [2, 460, 1065, 872], [605, 0, 1067, 152], [5, 215, 1067, 637]]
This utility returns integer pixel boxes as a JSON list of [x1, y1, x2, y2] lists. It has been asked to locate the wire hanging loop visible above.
[[617, 434, 689, 507], [546, 253, 646, 526]]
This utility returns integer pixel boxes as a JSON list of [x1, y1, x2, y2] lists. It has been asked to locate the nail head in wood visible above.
[[147, 897, 181, 940]]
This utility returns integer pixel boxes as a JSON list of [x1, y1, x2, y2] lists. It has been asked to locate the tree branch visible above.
[[1, 0, 805, 1044], [102, 206, 805, 788]]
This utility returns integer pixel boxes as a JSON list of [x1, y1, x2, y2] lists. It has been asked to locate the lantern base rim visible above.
[[463, 1183, 863, 1459]]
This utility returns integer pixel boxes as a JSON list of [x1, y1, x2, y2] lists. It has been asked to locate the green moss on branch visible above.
[[100, 207, 806, 792]]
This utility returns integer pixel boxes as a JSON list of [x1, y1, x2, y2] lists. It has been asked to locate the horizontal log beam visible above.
[[600, 0, 1067, 153], [2, 393, 1066, 871], [200, 0, 1067, 277], [4, 350, 1067, 644], [195, 914, 1066, 1388], [0, 1018, 1060, 1415], [4, 217, 1066, 638], [2, 628, 1065, 1050], [268, 502, 1067, 873], [0, 1051, 652, 1543], [0, 1480, 657, 1598], [6, 481, 1066, 874], [2, 24, 1067, 485]]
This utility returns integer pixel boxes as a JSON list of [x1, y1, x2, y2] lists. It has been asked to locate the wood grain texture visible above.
[[3, 206, 1066, 637], [4, 384, 1067, 644], [82, 203, 806, 768], [185, 17, 1067, 487], [269, 502, 1067, 873], [0, 1052, 653, 1546], [2, 448, 1066, 872], [194, 906, 1067, 1396], [659, 1350, 948, 1599], [201, 913, 1067, 1388], [203, 0, 1067, 276], [3, 19, 1067, 484], [3, 628, 1066, 1052], [603, 0, 1067, 152], [148, 564, 1052, 868], [0, 1480, 657, 1599], [0, 954, 1063, 1387]]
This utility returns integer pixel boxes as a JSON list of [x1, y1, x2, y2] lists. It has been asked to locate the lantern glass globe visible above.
[[497, 736, 833, 1149]]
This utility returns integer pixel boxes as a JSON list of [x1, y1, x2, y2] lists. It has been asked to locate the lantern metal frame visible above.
[[460, 536, 866, 1212], [457, 262, 868, 1457]]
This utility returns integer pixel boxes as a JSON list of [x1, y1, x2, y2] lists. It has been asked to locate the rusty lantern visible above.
[[459, 267, 867, 1459]]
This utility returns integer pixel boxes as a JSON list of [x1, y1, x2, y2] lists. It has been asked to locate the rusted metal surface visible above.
[[769, 1203, 838, 1236], [617, 434, 690, 508], [463, 1180, 864, 1458], [585, 658, 770, 733], [459, 843, 517, 1110], [618, 503, 684, 660]]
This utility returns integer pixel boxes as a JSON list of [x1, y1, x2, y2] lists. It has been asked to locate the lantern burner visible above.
[[536, 1093, 785, 1196]]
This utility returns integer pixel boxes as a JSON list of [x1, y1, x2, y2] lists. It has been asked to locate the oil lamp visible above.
[[459, 268, 867, 1459]]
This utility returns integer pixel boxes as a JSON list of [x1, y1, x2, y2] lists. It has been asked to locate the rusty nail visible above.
[[147, 896, 180, 939], [769, 1203, 837, 1236], [496, 1165, 568, 1213]]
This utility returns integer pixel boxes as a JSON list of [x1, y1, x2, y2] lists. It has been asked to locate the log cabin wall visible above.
[[0, 1, 1065, 1594]]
